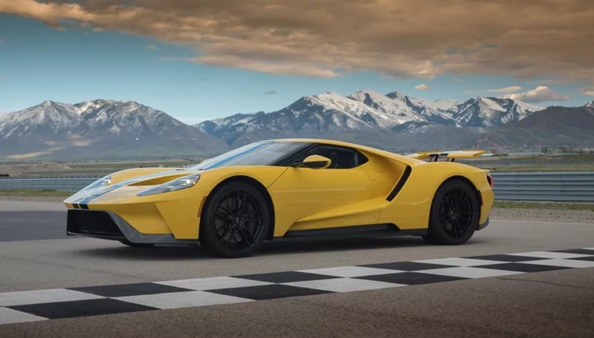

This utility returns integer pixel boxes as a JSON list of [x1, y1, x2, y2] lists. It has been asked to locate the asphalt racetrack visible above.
[[0, 200, 593, 337]]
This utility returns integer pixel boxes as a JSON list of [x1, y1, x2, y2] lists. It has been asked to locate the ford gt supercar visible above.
[[64, 139, 494, 258]]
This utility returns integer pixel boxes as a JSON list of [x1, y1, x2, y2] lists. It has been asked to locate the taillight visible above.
[[487, 174, 494, 187]]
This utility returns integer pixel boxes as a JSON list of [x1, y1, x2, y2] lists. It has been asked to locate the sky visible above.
[[1, 0, 593, 125]]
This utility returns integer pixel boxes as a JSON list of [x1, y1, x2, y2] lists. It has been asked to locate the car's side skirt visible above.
[[282, 223, 427, 239]]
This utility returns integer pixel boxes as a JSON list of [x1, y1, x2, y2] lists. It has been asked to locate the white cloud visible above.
[[1, 0, 593, 85], [146, 44, 158, 50], [487, 86, 522, 94], [504, 86, 571, 103], [414, 83, 431, 91]]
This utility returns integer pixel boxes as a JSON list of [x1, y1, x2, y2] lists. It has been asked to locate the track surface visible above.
[[0, 200, 593, 337]]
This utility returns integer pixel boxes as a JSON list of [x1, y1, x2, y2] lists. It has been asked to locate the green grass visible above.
[[0, 189, 71, 197], [493, 200, 594, 212]]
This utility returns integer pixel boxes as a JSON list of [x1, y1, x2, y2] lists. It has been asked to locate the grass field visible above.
[[0, 189, 70, 198]]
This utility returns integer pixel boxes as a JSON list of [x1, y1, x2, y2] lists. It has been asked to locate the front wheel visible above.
[[200, 182, 270, 258], [423, 179, 479, 245]]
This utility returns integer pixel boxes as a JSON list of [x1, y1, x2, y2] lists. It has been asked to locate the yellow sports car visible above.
[[64, 139, 494, 257]]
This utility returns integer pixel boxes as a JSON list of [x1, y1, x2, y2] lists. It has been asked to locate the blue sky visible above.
[[1, 1, 593, 124]]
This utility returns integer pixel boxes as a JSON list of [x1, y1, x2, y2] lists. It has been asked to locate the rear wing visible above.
[[406, 150, 487, 162]]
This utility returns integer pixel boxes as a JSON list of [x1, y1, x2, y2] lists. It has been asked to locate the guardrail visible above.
[[489, 172, 594, 202], [0, 172, 593, 202]]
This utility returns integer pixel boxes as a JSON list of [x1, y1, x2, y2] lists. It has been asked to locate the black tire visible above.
[[200, 181, 270, 258], [119, 240, 155, 248], [423, 179, 479, 245]]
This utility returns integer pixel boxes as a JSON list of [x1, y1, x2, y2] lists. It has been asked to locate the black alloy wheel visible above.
[[423, 179, 479, 245], [200, 181, 270, 258]]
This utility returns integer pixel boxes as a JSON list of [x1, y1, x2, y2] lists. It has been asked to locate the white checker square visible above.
[[156, 276, 271, 290], [116, 291, 251, 310], [522, 259, 594, 269], [508, 251, 591, 259], [414, 257, 505, 267], [0, 289, 104, 307], [0, 307, 47, 325], [283, 278, 404, 293], [298, 266, 400, 278], [418, 267, 524, 279]]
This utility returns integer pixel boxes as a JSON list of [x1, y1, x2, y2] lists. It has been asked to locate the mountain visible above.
[[0, 100, 227, 160], [479, 105, 594, 149], [197, 90, 543, 148]]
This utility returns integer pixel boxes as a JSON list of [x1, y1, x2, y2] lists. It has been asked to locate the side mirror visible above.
[[291, 155, 331, 169]]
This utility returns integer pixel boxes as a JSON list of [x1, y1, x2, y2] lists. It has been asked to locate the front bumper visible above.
[[66, 209, 194, 244], [477, 216, 490, 231]]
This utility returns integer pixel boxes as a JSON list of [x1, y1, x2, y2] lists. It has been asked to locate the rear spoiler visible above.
[[406, 150, 487, 162]]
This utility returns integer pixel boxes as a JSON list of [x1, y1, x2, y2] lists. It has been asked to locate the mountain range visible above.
[[0, 92, 592, 161], [0, 100, 226, 160], [197, 90, 546, 151]]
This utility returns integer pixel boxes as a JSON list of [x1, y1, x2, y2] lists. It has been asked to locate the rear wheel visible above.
[[200, 182, 270, 258], [423, 179, 479, 245]]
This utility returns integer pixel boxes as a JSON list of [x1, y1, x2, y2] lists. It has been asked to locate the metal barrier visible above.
[[491, 172, 594, 202], [1, 172, 593, 202]]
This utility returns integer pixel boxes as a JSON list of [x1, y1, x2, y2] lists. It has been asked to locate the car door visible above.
[[268, 144, 379, 234]]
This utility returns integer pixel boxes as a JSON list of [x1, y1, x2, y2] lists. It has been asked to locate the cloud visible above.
[[487, 86, 522, 94], [263, 90, 277, 95], [504, 86, 571, 103], [578, 86, 594, 96], [1, 0, 593, 85], [146, 44, 158, 50], [414, 83, 431, 91]]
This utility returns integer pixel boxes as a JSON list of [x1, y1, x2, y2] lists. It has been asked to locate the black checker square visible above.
[[10, 299, 155, 319], [466, 254, 543, 262], [359, 261, 457, 271], [69, 282, 192, 297], [357, 272, 467, 285], [484, 263, 571, 273], [208, 284, 332, 300], [236, 271, 336, 283]]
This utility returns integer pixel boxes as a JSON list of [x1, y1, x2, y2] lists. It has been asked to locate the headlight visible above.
[[80, 175, 112, 193], [137, 174, 200, 197]]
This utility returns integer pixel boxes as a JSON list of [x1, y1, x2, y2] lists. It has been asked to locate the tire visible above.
[[119, 240, 155, 248], [200, 181, 271, 258], [423, 179, 479, 245]]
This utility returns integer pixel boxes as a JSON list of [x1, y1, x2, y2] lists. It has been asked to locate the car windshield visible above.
[[188, 141, 308, 170]]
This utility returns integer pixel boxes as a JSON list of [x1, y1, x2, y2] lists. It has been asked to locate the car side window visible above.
[[296, 145, 368, 169]]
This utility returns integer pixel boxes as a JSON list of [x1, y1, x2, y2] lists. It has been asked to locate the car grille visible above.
[[67, 209, 124, 238]]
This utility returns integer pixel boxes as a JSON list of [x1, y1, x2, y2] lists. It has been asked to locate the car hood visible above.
[[65, 168, 198, 204]]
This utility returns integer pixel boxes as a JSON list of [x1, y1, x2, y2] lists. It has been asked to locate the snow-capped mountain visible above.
[[585, 100, 594, 108], [0, 100, 226, 160], [197, 90, 543, 147], [482, 105, 594, 149], [454, 97, 543, 128]]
